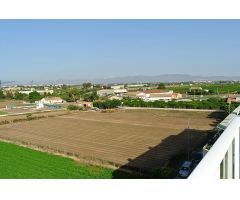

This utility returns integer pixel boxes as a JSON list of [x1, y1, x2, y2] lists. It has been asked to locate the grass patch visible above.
[[0, 111, 8, 115], [0, 141, 138, 179]]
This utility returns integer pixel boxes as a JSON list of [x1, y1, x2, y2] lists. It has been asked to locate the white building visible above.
[[110, 85, 125, 90], [36, 97, 64, 104], [97, 89, 128, 97], [19, 89, 54, 95], [113, 89, 128, 96], [97, 89, 115, 97], [136, 90, 174, 102]]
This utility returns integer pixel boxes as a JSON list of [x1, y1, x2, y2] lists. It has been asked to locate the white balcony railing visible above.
[[189, 116, 240, 179]]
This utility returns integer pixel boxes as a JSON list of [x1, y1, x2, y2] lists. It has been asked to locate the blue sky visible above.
[[1, 20, 240, 81]]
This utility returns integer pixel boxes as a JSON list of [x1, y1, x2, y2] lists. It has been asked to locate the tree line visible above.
[[0, 83, 100, 103], [93, 97, 240, 113]]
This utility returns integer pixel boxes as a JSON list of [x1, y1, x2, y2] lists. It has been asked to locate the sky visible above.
[[1, 20, 240, 82]]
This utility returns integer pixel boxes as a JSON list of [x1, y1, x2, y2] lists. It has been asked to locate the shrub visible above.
[[67, 105, 82, 111], [26, 113, 33, 121], [0, 120, 10, 125]]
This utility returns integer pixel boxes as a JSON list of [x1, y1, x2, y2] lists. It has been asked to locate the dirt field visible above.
[[0, 100, 24, 109], [0, 109, 224, 173]]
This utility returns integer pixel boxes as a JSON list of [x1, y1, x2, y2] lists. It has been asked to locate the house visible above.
[[227, 95, 240, 103], [97, 89, 128, 97], [19, 89, 54, 95], [113, 88, 128, 96], [172, 93, 183, 100], [136, 90, 181, 102], [97, 89, 115, 97], [108, 95, 123, 100], [36, 97, 64, 104], [110, 85, 125, 90]]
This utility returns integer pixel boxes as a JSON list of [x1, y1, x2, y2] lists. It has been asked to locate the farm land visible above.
[[0, 109, 225, 178]]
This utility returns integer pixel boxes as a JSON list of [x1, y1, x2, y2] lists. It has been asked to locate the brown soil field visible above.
[[0, 110, 69, 123], [0, 100, 24, 109], [0, 109, 224, 173]]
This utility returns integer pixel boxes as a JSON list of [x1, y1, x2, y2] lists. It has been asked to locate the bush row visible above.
[[93, 98, 240, 112]]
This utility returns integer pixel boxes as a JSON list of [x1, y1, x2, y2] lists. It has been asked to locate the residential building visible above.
[[36, 97, 64, 104], [110, 85, 125, 90], [108, 95, 123, 100], [97, 89, 128, 97], [136, 90, 182, 102], [19, 88, 54, 95], [113, 89, 128, 96], [97, 89, 115, 97], [227, 95, 240, 103]]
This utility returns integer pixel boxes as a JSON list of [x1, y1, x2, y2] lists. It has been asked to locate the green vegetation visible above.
[[1, 82, 100, 103], [0, 111, 8, 115], [26, 113, 33, 120], [28, 91, 42, 103], [167, 82, 240, 94], [157, 83, 166, 89], [0, 90, 5, 99], [67, 105, 83, 111], [0, 141, 137, 179], [93, 97, 240, 112], [93, 99, 122, 109]]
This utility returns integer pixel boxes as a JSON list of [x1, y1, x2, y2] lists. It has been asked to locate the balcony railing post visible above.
[[234, 128, 240, 179], [227, 141, 233, 179]]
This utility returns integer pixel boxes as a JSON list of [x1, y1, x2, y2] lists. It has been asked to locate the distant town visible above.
[[1, 80, 240, 115], [1, 79, 240, 179]]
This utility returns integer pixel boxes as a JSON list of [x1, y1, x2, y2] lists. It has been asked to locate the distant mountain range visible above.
[[5, 74, 240, 86], [45, 74, 240, 84]]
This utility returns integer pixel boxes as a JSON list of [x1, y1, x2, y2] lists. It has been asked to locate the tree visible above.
[[58, 88, 82, 102], [67, 105, 82, 111], [157, 83, 166, 89], [5, 91, 14, 99], [83, 91, 99, 102], [82, 82, 92, 90], [28, 91, 42, 103], [0, 90, 5, 99], [14, 92, 28, 101]]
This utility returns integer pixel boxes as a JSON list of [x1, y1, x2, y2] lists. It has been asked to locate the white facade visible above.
[[144, 96, 172, 102], [137, 90, 174, 102], [19, 89, 54, 95], [97, 89, 115, 97], [110, 85, 125, 90], [113, 89, 128, 94], [37, 97, 64, 104], [97, 89, 128, 97]]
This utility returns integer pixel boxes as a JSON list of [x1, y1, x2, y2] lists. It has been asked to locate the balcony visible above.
[[189, 107, 240, 179]]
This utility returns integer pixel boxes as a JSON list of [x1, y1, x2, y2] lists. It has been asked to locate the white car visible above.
[[178, 161, 193, 178]]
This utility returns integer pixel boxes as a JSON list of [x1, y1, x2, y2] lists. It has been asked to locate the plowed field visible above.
[[0, 109, 223, 172]]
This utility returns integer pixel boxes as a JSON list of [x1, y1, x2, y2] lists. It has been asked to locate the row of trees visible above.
[[93, 97, 240, 113], [0, 90, 43, 103], [93, 99, 122, 109], [54, 87, 99, 102], [0, 82, 100, 103]]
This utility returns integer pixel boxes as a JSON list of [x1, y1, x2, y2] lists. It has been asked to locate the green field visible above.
[[0, 111, 8, 115], [0, 141, 135, 179], [167, 83, 240, 94]]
